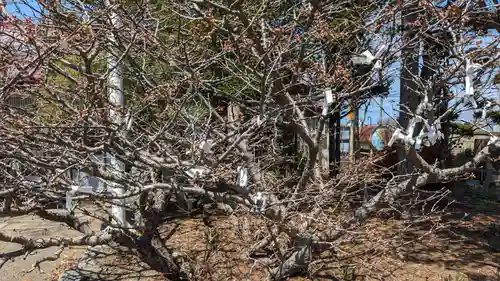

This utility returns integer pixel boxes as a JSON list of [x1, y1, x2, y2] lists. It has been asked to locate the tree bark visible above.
[[398, 0, 421, 173]]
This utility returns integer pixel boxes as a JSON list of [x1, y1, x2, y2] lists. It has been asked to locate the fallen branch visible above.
[[0, 231, 115, 249], [271, 138, 500, 279], [0, 249, 25, 269], [270, 238, 312, 280], [24, 245, 65, 274]]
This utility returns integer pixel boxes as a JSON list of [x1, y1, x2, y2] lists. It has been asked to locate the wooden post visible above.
[[398, 0, 420, 174], [319, 116, 329, 175], [379, 96, 383, 125], [349, 100, 359, 162], [329, 107, 341, 177]]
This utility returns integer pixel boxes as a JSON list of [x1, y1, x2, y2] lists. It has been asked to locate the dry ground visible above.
[[0, 212, 86, 281], [0, 199, 499, 281]]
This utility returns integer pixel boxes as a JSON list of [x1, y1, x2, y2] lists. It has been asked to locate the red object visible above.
[[79, 109, 88, 120], [359, 125, 378, 144], [217, 102, 224, 114]]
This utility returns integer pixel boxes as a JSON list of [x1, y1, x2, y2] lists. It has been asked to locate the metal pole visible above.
[[104, 0, 126, 227], [379, 96, 383, 125]]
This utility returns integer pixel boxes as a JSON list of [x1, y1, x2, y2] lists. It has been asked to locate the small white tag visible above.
[[481, 101, 493, 119], [185, 167, 210, 179], [321, 102, 329, 116], [426, 126, 440, 146], [257, 116, 262, 125], [488, 136, 498, 146], [361, 50, 375, 64], [465, 59, 482, 107], [415, 122, 444, 148], [324, 89, 333, 105], [199, 139, 213, 154], [125, 109, 133, 131], [388, 128, 414, 147], [66, 191, 75, 211], [237, 166, 248, 187], [415, 135, 422, 150], [251, 192, 267, 213]]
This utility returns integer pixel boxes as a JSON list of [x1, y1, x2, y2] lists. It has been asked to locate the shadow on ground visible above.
[[59, 244, 164, 281], [290, 194, 500, 281]]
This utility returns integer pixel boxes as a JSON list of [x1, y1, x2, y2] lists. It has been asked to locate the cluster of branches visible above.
[[1, 0, 500, 280]]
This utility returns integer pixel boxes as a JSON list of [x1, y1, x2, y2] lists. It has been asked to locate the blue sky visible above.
[[3, 0, 40, 18]]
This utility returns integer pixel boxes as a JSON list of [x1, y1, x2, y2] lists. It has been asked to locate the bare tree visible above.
[[1, 0, 499, 280]]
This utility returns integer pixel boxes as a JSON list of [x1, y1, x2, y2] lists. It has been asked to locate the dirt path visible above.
[[0, 207, 164, 281], [0, 214, 86, 281], [1, 203, 499, 281]]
